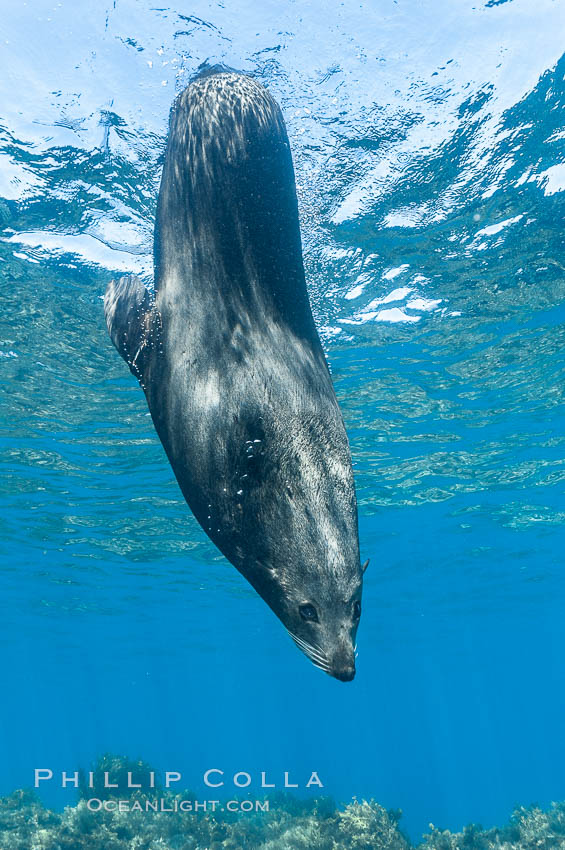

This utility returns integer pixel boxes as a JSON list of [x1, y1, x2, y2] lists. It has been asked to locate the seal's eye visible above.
[[353, 600, 361, 619], [299, 603, 319, 623]]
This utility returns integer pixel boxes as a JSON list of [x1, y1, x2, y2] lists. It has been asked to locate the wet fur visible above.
[[105, 70, 363, 680]]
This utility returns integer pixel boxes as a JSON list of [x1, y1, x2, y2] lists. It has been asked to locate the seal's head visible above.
[[283, 573, 363, 682], [258, 560, 368, 683]]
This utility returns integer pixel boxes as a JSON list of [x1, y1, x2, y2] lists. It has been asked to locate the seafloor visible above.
[[1, 756, 565, 850]]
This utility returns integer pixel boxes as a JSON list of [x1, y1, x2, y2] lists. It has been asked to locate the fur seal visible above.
[[104, 68, 365, 681]]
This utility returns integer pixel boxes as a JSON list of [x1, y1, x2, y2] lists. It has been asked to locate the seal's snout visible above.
[[330, 645, 356, 681], [332, 664, 356, 682]]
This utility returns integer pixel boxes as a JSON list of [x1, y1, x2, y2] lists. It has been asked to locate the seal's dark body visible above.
[[105, 70, 363, 680]]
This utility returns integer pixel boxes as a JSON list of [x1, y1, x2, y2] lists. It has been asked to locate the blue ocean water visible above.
[[1, 0, 565, 841]]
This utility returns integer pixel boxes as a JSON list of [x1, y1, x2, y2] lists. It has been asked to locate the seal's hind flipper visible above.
[[104, 275, 161, 386]]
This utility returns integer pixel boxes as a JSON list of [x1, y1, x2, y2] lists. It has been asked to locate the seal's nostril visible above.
[[333, 666, 355, 682]]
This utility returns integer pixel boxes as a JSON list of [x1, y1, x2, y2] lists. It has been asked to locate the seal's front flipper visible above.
[[104, 275, 161, 385]]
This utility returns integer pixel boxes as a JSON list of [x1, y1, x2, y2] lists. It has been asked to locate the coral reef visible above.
[[1, 756, 564, 849]]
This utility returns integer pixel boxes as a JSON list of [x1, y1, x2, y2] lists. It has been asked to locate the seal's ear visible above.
[[362, 559, 370, 573]]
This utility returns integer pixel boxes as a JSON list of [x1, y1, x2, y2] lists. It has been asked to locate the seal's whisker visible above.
[[305, 651, 330, 672], [292, 638, 327, 666], [306, 653, 330, 673], [291, 634, 324, 659], [286, 628, 325, 657], [284, 629, 333, 674], [286, 629, 328, 665], [304, 647, 328, 667], [286, 628, 311, 651], [290, 643, 327, 670]]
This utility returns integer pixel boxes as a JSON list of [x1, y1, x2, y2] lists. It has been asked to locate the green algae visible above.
[[2, 757, 565, 850], [420, 805, 565, 850], [0, 791, 409, 850], [78, 753, 163, 801]]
